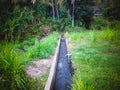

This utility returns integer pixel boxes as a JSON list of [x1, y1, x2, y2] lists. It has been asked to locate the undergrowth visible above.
[[0, 31, 59, 90], [28, 32, 59, 60], [0, 44, 26, 90]]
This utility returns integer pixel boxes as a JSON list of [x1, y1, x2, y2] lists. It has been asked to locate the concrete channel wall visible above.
[[44, 37, 72, 90], [44, 37, 61, 90]]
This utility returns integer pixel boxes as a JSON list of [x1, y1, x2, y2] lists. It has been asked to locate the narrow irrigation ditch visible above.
[[45, 36, 72, 90]]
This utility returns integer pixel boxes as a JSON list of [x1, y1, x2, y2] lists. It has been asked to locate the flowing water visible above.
[[55, 38, 72, 90]]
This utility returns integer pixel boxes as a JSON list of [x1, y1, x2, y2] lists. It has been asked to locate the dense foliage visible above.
[[74, 0, 94, 29], [0, 0, 95, 42], [104, 0, 120, 21]]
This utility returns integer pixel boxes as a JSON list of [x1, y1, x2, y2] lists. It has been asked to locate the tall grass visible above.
[[72, 45, 120, 90], [28, 32, 59, 60], [67, 28, 120, 45], [100, 28, 120, 43], [0, 31, 59, 90], [66, 28, 120, 90], [0, 44, 26, 90]]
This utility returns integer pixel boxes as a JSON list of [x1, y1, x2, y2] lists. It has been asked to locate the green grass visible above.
[[0, 44, 26, 90], [66, 28, 120, 90], [28, 32, 59, 60], [0, 31, 59, 90]]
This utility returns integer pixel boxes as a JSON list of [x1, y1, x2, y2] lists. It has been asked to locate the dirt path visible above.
[[26, 57, 53, 78]]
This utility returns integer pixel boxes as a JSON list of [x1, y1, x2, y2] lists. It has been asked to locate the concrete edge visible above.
[[65, 38, 71, 60], [65, 38, 69, 53], [44, 37, 61, 90]]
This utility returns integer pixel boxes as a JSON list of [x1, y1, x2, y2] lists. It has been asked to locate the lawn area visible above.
[[66, 29, 120, 90]]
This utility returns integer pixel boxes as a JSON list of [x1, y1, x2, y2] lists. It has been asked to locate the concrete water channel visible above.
[[45, 36, 72, 90]]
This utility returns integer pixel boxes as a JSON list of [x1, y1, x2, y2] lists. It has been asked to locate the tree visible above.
[[51, 0, 64, 21], [0, 0, 33, 41], [72, 0, 75, 27], [51, 0, 56, 20], [65, 0, 94, 28], [65, 0, 75, 27]]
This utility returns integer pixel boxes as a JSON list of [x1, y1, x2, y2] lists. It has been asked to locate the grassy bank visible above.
[[28, 32, 59, 60], [0, 32, 59, 90], [66, 28, 120, 90]]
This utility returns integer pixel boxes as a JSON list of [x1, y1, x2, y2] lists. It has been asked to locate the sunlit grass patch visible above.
[[71, 45, 120, 90], [100, 29, 120, 44], [72, 77, 95, 90], [28, 32, 59, 60]]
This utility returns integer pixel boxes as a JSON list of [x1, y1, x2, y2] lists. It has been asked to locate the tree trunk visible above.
[[55, 4, 60, 21], [72, 1, 75, 27], [51, 0, 56, 21], [67, 9, 72, 19]]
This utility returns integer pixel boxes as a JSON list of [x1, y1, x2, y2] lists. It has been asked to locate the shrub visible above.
[[104, 0, 120, 21], [109, 20, 120, 30]]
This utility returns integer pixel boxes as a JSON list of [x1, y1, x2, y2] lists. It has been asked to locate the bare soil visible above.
[[26, 57, 53, 78]]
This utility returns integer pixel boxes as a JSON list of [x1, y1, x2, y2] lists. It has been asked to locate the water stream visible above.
[[55, 37, 72, 90]]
